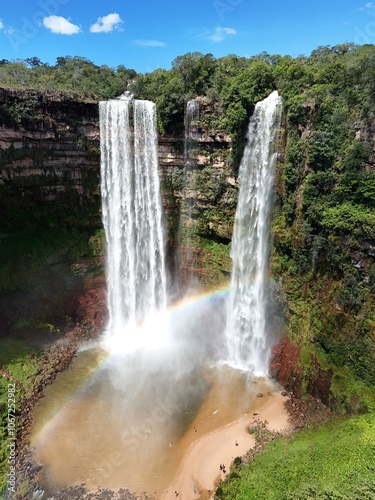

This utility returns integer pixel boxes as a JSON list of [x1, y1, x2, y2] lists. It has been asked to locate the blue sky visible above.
[[1, 1, 375, 72]]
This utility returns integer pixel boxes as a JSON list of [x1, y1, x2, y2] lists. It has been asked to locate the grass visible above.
[[194, 235, 232, 287], [0, 227, 94, 293], [217, 412, 375, 499], [0, 339, 42, 494]]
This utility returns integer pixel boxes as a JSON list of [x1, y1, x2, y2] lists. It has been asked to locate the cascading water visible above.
[[179, 99, 200, 286], [99, 95, 167, 336], [183, 99, 199, 221], [184, 99, 199, 171], [30, 91, 286, 500], [225, 90, 282, 375]]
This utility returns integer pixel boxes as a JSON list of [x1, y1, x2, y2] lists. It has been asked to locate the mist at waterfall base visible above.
[[30, 91, 282, 497], [98, 95, 227, 411]]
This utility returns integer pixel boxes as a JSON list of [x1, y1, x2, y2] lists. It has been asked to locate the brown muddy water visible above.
[[30, 345, 274, 498]]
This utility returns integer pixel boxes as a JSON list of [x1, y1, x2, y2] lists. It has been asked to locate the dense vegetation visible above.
[[217, 413, 375, 499], [0, 43, 374, 498], [0, 56, 136, 100], [0, 340, 42, 492]]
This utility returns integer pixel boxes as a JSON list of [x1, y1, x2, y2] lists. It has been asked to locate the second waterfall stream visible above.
[[226, 90, 282, 375]]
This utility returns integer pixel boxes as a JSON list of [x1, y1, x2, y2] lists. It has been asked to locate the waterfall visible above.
[[225, 90, 282, 375], [99, 96, 167, 336], [183, 99, 199, 221], [179, 99, 200, 286], [184, 99, 200, 170]]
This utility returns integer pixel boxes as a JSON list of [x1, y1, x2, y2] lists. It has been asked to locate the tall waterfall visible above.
[[99, 96, 167, 336], [179, 99, 200, 286], [225, 90, 282, 375], [184, 99, 199, 168], [183, 99, 199, 216]]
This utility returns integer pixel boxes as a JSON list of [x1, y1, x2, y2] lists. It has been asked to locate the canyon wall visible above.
[[0, 88, 100, 230], [1, 87, 373, 413], [0, 88, 235, 330], [0, 89, 235, 238]]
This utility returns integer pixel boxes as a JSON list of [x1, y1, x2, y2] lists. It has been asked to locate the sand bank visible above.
[[162, 392, 290, 500]]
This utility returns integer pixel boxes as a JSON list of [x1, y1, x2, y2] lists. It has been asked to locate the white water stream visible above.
[[99, 96, 167, 338], [226, 90, 282, 375], [30, 91, 284, 499]]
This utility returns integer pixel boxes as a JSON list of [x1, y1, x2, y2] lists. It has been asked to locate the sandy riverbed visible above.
[[162, 392, 290, 500]]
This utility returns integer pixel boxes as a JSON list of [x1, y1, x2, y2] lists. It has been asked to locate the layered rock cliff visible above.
[[1, 87, 373, 414], [0, 88, 100, 231], [0, 88, 235, 330], [0, 89, 234, 238]]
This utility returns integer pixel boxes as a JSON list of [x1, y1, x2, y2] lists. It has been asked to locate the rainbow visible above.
[[31, 283, 232, 444], [165, 282, 231, 317]]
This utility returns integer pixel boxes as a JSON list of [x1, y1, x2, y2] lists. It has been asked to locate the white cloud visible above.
[[43, 15, 81, 35], [208, 26, 237, 42], [358, 2, 375, 10], [90, 13, 123, 33], [0, 20, 15, 34], [135, 39, 166, 47]]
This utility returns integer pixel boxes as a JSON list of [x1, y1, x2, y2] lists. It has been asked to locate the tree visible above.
[[171, 52, 206, 92], [25, 57, 43, 68]]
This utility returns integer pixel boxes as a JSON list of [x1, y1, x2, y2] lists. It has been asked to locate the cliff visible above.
[[0, 89, 235, 330], [0, 89, 234, 238], [0, 88, 100, 231], [1, 83, 374, 414]]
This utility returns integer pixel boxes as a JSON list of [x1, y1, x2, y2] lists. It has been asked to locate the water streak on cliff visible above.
[[179, 99, 200, 287]]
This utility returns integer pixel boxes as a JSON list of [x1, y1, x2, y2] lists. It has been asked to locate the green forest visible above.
[[0, 43, 375, 498]]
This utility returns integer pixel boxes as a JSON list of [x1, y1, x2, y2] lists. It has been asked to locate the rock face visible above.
[[0, 88, 100, 230], [0, 88, 103, 331], [0, 88, 236, 330], [0, 88, 235, 238], [269, 337, 333, 406]]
